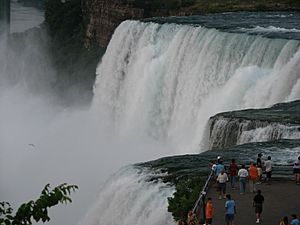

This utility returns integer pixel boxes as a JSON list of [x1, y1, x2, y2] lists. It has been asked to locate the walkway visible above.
[[206, 180, 300, 225]]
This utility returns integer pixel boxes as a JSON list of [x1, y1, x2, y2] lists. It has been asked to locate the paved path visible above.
[[206, 180, 300, 225]]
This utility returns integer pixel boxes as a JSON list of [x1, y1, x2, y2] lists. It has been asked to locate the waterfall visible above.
[[208, 117, 300, 149], [78, 166, 175, 225], [93, 20, 300, 153]]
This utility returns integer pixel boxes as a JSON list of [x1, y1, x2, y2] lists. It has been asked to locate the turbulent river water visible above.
[[0, 8, 300, 225]]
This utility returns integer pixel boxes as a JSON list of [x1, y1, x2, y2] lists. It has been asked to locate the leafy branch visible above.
[[0, 183, 78, 225]]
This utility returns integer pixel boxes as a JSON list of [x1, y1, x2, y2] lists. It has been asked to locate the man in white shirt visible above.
[[238, 164, 249, 194], [264, 156, 272, 185]]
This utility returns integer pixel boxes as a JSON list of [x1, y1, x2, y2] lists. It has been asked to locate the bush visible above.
[[168, 177, 204, 222]]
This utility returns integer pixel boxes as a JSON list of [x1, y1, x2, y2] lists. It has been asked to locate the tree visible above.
[[168, 177, 204, 222], [0, 183, 78, 225]]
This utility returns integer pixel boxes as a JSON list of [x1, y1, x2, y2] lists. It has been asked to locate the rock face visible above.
[[82, 0, 144, 47], [207, 100, 300, 150], [81, 0, 193, 48]]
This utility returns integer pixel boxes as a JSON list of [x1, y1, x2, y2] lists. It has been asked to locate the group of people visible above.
[[213, 153, 274, 199], [202, 190, 264, 225], [203, 196, 300, 225], [201, 154, 300, 225], [178, 154, 300, 225]]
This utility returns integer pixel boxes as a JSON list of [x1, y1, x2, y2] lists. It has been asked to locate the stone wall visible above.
[[82, 0, 144, 48]]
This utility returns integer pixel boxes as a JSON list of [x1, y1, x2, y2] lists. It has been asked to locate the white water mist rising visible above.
[[93, 20, 300, 153], [79, 166, 175, 225], [0, 24, 170, 225]]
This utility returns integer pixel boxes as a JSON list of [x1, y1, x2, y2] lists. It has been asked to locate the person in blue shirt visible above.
[[215, 159, 225, 177], [225, 194, 236, 225], [291, 214, 300, 225]]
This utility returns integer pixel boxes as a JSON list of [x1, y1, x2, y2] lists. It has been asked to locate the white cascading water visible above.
[[79, 166, 175, 225], [207, 118, 300, 149], [238, 124, 300, 144], [93, 20, 300, 153], [84, 20, 300, 224]]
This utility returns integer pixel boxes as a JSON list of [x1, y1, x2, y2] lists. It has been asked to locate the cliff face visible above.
[[82, 0, 144, 48], [81, 0, 193, 48]]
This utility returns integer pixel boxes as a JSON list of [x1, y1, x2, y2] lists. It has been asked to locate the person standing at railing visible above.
[[256, 153, 263, 184], [187, 210, 197, 225], [264, 156, 272, 185], [205, 197, 214, 225], [210, 160, 217, 180], [238, 164, 249, 194], [249, 163, 259, 193], [215, 159, 225, 178], [293, 156, 300, 184], [228, 159, 239, 190]]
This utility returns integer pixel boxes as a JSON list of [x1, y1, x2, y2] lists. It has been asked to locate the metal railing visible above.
[[192, 170, 214, 223]]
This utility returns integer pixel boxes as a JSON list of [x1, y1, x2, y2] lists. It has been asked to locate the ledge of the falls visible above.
[[211, 100, 300, 124], [137, 139, 300, 185], [207, 100, 300, 150]]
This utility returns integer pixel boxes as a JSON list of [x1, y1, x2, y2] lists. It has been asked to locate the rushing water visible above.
[[93, 18, 300, 154], [1, 9, 300, 225], [84, 13, 300, 225], [144, 11, 300, 40]]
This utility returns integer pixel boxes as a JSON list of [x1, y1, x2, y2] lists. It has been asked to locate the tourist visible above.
[[205, 197, 214, 225], [253, 190, 264, 223], [291, 214, 300, 225], [249, 163, 259, 193], [225, 194, 236, 225], [178, 220, 184, 225], [229, 159, 239, 189], [293, 156, 300, 184], [264, 156, 272, 185], [215, 159, 225, 178], [256, 153, 263, 183], [210, 160, 217, 180], [238, 164, 249, 194], [187, 210, 196, 225], [217, 170, 228, 199], [279, 216, 289, 225]]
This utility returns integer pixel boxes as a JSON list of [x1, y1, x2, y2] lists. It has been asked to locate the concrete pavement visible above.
[[205, 180, 300, 225]]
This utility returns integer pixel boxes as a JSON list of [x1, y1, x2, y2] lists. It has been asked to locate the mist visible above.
[[0, 20, 172, 225]]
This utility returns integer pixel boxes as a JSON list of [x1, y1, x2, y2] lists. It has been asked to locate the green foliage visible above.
[[168, 177, 204, 222], [0, 183, 78, 225]]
